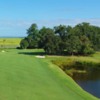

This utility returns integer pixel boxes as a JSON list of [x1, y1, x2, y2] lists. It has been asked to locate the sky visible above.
[[0, 0, 100, 37]]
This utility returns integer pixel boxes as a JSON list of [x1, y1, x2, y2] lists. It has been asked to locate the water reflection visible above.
[[72, 69, 100, 98]]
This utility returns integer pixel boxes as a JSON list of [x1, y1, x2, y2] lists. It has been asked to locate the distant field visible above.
[[0, 38, 22, 48]]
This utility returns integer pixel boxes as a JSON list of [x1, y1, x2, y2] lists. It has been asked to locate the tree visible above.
[[89, 26, 100, 50], [79, 35, 94, 55], [39, 27, 56, 54], [26, 34, 39, 48], [54, 25, 72, 54], [25, 23, 39, 48], [27, 23, 38, 35], [54, 25, 70, 41], [20, 38, 29, 49], [20, 22, 99, 55], [66, 35, 81, 55]]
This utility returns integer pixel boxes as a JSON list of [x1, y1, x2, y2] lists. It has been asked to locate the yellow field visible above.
[[0, 38, 22, 48]]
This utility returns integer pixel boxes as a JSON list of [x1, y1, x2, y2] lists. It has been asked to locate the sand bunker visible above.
[[35, 55, 45, 58], [1, 50, 5, 53]]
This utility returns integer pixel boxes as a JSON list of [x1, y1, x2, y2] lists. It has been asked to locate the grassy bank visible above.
[[51, 54, 100, 76], [0, 49, 98, 100]]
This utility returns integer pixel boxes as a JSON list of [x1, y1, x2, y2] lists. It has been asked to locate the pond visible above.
[[72, 69, 100, 98]]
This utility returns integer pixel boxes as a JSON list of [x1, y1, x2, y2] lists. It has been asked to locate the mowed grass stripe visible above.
[[0, 49, 98, 100]]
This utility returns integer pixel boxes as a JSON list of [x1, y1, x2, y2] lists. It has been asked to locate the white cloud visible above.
[[0, 18, 100, 28], [0, 18, 100, 37], [37, 18, 100, 27]]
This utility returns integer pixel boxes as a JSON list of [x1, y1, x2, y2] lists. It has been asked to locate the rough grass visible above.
[[49, 52, 100, 76], [0, 49, 98, 100], [52, 58, 100, 76]]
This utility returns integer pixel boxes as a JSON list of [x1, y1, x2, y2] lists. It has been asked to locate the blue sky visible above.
[[0, 0, 100, 37]]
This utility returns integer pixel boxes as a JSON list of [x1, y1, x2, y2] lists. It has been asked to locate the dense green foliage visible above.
[[20, 22, 100, 55], [0, 49, 98, 100]]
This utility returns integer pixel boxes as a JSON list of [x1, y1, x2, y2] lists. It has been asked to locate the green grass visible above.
[[0, 49, 98, 100]]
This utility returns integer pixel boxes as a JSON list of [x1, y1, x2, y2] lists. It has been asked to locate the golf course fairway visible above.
[[0, 49, 98, 100]]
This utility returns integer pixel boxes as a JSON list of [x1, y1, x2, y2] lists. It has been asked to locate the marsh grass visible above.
[[52, 54, 100, 76], [0, 38, 22, 48]]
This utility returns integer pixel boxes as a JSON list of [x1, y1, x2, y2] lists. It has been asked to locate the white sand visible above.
[[1, 50, 5, 53], [35, 55, 45, 58]]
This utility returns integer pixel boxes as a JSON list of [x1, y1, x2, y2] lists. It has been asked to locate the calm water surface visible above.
[[72, 69, 100, 98]]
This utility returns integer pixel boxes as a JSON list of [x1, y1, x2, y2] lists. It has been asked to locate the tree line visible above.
[[20, 22, 100, 55]]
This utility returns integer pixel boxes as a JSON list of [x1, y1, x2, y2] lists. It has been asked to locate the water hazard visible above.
[[72, 69, 100, 98]]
